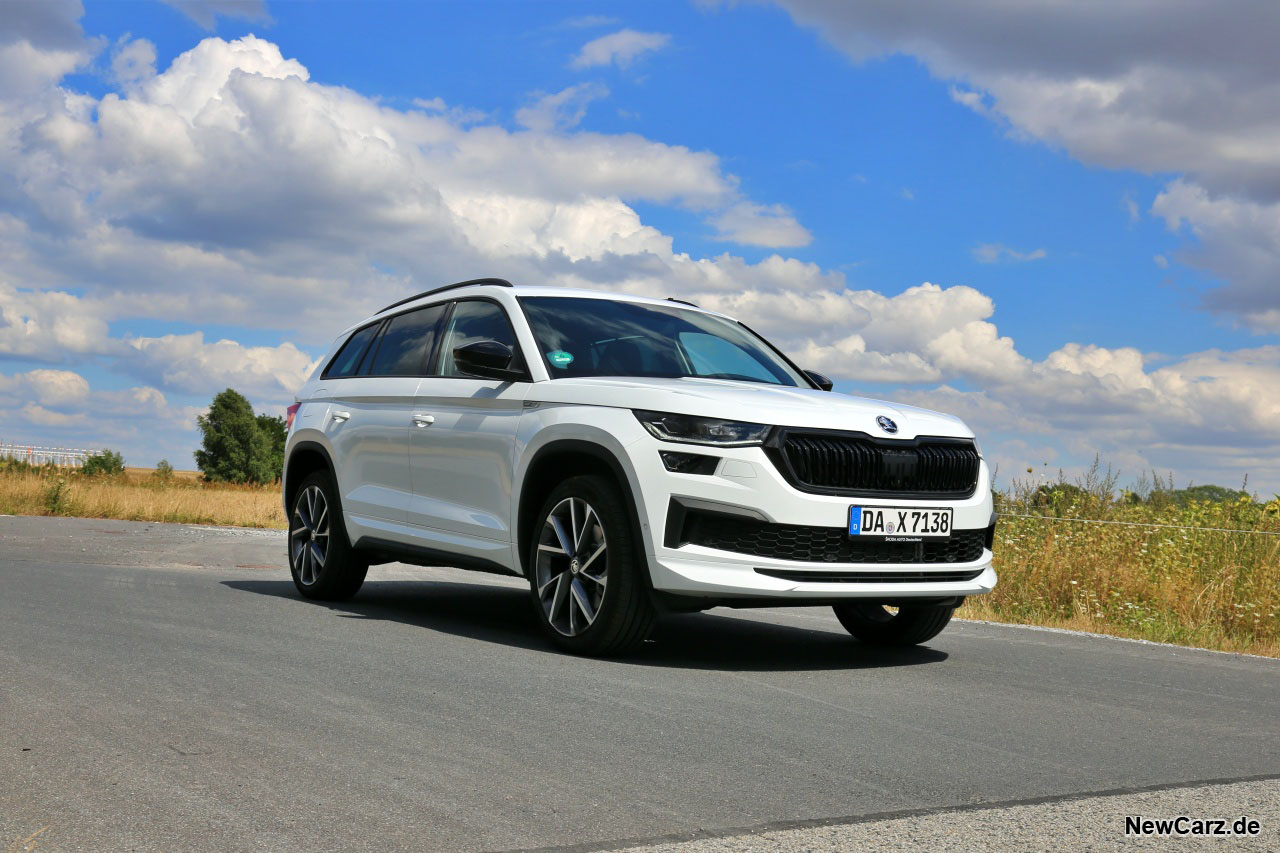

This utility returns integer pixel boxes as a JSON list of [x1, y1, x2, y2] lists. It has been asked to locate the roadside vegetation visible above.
[[961, 462, 1280, 658]]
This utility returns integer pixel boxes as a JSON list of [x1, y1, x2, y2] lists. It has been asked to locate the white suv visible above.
[[283, 279, 996, 654]]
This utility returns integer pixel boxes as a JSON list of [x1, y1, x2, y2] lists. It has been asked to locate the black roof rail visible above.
[[377, 278, 513, 314], [666, 297, 699, 308]]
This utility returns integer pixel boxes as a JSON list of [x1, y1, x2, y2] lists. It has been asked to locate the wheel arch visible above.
[[283, 440, 337, 514], [516, 438, 651, 580]]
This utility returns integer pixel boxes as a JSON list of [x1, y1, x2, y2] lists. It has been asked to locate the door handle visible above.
[[412, 413, 435, 427], [331, 410, 351, 422]]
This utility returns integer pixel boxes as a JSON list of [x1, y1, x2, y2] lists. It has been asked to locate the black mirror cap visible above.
[[454, 340, 524, 381], [804, 369, 834, 392]]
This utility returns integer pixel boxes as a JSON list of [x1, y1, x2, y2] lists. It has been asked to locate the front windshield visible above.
[[518, 296, 808, 387]]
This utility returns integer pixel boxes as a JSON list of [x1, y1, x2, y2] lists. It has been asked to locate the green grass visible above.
[[963, 467, 1280, 657]]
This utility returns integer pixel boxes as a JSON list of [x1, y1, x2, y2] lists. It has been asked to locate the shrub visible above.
[[80, 448, 125, 477], [153, 459, 174, 483], [43, 476, 70, 514]]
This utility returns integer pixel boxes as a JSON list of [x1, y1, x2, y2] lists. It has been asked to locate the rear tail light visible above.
[[286, 402, 300, 431]]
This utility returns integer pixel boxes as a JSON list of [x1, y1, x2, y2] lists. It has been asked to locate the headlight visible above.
[[633, 410, 770, 446]]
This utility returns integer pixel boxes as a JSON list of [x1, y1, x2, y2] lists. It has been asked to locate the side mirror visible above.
[[804, 369, 833, 392], [453, 340, 524, 381]]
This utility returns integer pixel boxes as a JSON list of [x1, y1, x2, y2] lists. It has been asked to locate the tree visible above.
[[195, 389, 276, 484], [81, 448, 125, 477], [1162, 484, 1252, 506], [1032, 482, 1086, 510], [256, 413, 287, 478], [153, 459, 174, 483]]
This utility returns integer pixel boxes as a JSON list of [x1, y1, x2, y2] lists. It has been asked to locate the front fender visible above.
[[511, 405, 652, 569]]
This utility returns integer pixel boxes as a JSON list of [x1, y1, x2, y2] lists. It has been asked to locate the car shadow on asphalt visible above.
[[221, 579, 948, 672]]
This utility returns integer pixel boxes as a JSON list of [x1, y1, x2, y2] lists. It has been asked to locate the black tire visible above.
[[527, 474, 655, 655], [288, 470, 368, 601], [833, 602, 954, 646]]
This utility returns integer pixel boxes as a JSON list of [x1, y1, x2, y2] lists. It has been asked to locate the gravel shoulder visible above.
[[609, 777, 1280, 852]]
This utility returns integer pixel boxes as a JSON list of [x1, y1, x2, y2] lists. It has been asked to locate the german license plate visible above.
[[849, 506, 953, 541]]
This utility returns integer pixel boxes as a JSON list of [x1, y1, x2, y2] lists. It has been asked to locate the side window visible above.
[[438, 300, 521, 377], [366, 304, 447, 376], [324, 323, 380, 379], [678, 332, 779, 383]]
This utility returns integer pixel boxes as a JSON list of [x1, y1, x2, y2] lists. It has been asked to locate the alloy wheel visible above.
[[291, 484, 330, 586], [535, 497, 608, 636]]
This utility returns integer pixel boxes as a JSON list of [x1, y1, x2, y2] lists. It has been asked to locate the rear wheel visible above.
[[288, 470, 367, 601], [528, 475, 655, 655], [833, 602, 955, 646]]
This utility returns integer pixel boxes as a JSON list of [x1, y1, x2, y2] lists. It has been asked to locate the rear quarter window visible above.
[[323, 323, 380, 379]]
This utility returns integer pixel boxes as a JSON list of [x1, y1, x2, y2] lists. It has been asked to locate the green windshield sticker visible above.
[[547, 350, 574, 368]]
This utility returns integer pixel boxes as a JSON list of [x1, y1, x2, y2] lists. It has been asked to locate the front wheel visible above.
[[528, 475, 655, 655], [833, 602, 955, 646], [288, 470, 368, 601]]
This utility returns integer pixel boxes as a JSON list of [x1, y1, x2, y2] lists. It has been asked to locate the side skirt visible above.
[[353, 536, 519, 578]]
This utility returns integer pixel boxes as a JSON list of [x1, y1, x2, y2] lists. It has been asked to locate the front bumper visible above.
[[650, 551, 996, 600], [631, 437, 997, 602]]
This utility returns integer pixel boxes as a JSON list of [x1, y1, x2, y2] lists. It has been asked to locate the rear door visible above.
[[325, 304, 445, 526], [408, 298, 529, 547]]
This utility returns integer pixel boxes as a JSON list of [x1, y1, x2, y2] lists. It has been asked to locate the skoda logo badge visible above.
[[876, 415, 898, 434]]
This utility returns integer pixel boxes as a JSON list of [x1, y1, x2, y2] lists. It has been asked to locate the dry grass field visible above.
[[2, 459, 1277, 656], [0, 466, 285, 529]]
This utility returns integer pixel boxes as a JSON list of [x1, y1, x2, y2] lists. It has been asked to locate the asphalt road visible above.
[[2, 515, 1278, 851]]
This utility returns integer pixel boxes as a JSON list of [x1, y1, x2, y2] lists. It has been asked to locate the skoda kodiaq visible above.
[[282, 279, 996, 655]]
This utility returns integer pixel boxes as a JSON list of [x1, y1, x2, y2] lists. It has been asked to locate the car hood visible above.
[[528, 377, 973, 440]]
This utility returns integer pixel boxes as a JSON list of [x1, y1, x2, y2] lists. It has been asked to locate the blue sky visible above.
[[2, 0, 1278, 492], [77, 1, 1211, 356]]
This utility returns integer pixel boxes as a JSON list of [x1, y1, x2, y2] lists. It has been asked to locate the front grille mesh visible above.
[[775, 432, 980, 496], [681, 511, 987, 565]]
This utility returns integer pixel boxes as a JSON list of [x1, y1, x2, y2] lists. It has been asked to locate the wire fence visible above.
[[0, 442, 92, 468], [1000, 512, 1280, 537]]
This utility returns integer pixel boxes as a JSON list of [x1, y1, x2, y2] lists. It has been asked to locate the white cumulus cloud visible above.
[[711, 202, 812, 248], [570, 29, 671, 69], [515, 83, 609, 132]]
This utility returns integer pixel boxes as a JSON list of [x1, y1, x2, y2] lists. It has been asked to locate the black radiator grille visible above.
[[680, 511, 988, 565], [771, 431, 980, 497]]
